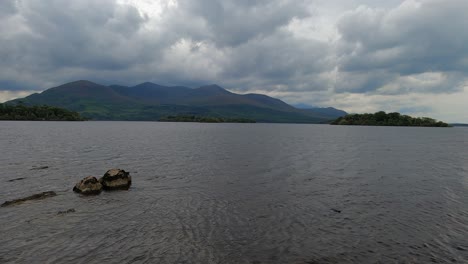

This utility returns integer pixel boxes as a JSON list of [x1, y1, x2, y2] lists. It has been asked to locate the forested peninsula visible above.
[[0, 104, 86, 121], [331, 111, 450, 127]]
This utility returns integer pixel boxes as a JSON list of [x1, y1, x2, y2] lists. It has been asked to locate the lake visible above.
[[0, 121, 467, 263]]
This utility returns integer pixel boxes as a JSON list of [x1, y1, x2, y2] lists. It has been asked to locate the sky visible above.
[[0, 0, 467, 122]]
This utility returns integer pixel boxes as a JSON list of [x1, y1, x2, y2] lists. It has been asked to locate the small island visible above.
[[331, 111, 450, 127], [159, 115, 256, 123], [0, 103, 86, 121]]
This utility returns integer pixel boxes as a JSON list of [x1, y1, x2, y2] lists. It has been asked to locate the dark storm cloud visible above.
[[335, 0, 468, 93], [219, 29, 334, 92], [1, 0, 468, 122], [18, 0, 147, 70], [0, 1, 17, 16], [0, 0, 155, 90], [0, 0, 318, 91], [176, 0, 310, 46]]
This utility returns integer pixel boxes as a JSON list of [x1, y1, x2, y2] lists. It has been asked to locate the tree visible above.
[[330, 111, 450, 127], [0, 104, 86, 121]]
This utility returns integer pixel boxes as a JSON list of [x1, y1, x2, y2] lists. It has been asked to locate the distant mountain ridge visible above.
[[8, 80, 347, 123]]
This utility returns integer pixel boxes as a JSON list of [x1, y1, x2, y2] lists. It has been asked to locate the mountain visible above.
[[294, 103, 348, 117], [302, 107, 348, 118], [293, 103, 315, 109], [7, 80, 347, 123]]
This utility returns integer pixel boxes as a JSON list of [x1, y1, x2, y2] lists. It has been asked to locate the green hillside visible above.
[[7, 80, 346, 123]]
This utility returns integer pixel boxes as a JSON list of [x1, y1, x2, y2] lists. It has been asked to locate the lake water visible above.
[[0, 121, 467, 263]]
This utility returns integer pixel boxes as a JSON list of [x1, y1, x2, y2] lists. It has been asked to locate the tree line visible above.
[[0, 103, 86, 121], [331, 111, 449, 127], [159, 115, 256, 123]]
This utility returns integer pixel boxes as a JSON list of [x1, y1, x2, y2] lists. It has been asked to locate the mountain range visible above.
[[7, 80, 347, 123]]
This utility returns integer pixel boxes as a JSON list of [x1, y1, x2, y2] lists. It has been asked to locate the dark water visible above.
[[0, 121, 467, 264]]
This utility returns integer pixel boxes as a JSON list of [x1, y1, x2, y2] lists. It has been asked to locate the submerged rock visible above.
[[7, 177, 26, 182], [30, 166, 49, 170], [57, 208, 76, 215], [1, 191, 57, 207], [73, 176, 102, 195], [99, 169, 132, 190]]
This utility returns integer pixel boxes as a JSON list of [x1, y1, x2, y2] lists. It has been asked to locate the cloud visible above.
[[336, 0, 468, 93], [0, 0, 153, 90], [0, 0, 317, 88], [0, 90, 41, 103], [0, 0, 467, 122], [178, 0, 310, 46]]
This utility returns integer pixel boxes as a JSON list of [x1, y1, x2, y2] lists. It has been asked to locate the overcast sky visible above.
[[1, 0, 467, 122]]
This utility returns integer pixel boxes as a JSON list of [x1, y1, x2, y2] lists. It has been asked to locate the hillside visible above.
[[294, 104, 348, 117], [7, 80, 347, 123]]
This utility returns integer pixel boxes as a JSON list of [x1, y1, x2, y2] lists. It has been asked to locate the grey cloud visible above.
[[0, 0, 319, 91], [398, 105, 433, 116], [177, 0, 311, 46], [222, 29, 332, 80], [334, 70, 394, 93], [20, 0, 148, 69], [0, 0, 156, 89], [0, 1, 17, 17], [336, 0, 468, 93]]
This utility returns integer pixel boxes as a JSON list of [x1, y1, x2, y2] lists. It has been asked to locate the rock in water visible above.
[[7, 177, 26, 182], [73, 176, 102, 195], [30, 166, 49, 170], [57, 208, 76, 215], [99, 169, 132, 190], [1, 191, 57, 207]]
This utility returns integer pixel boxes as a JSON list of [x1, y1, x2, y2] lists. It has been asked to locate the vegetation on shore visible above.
[[0, 103, 86, 121], [331, 111, 450, 127], [159, 115, 256, 123]]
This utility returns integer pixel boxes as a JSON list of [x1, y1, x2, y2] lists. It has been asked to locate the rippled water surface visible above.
[[0, 121, 467, 263]]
